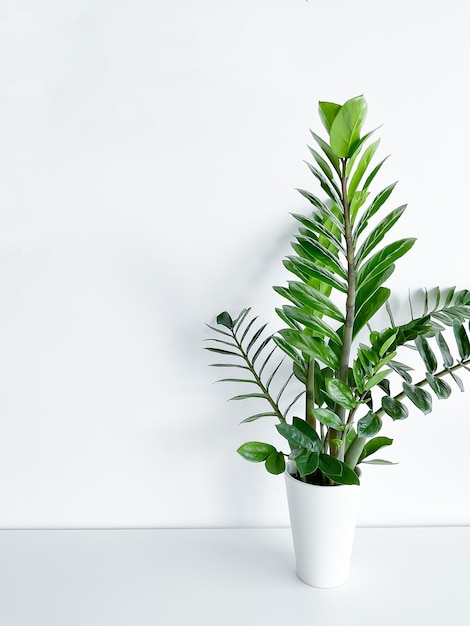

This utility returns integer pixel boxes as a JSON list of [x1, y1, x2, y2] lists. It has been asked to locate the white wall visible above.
[[0, 0, 468, 528]]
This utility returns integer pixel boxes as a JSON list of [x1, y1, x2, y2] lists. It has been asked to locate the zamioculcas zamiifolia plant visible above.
[[206, 95, 470, 487]]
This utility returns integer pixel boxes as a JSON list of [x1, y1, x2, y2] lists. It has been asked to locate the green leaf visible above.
[[353, 287, 391, 338], [284, 256, 347, 293], [325, 378, 357, 410], [295, 451, 320, 477], [361, 459, 397, 465], [381, 396, 409, 420], [357, 411, 382, 437], [281, 305, 341, 346], [388, 360, 413, 383], [319, 454, 360, 485], [354, 182, 398, 241], [307, 146, 335, 185], [246, 323, 268, 355], [292, 416, 322, 444], [355, 205, 407, 267], [277, 329, 339, 370], [355, 264, 395, 313], [318, 101, 341, 133], [364, 368, 392, 392], [353, 359, 366, 393], [229, 393, 267, 401], [358, 436, 393, 462], [425, 373, 452, 400], [216, 311, 234, 329], [356, 239, 417, 291], [453, 321, 470, 359], [239, 412, 279, 424], [329, 95, 368, 158], [291, 213, 344, 253], [312, 408, 345, 431], [272, 335, 305, 367], [237, 442, 276, 463], [233, 308, 251, 333], [310, 131, 341, 176], [415, 336, 438, 373], [205, 347, 244, 358], [449, 370, 465, 392], [402, 382, 433, 414], [347, 139, 380, 201], [294, 237, 347, 279], [276, 422, 322, 453], [435, 332, 454, 367], [265, 451, 286, 475], [286, 282, 344, 322]]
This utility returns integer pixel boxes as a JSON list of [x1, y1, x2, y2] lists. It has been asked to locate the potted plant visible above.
[[205, 95, 470, 588]]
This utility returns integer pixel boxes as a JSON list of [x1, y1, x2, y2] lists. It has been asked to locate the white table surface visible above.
[[0, 527, 468, 626]]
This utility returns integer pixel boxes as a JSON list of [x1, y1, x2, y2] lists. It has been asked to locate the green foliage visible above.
[[206, 95, 470, 487]]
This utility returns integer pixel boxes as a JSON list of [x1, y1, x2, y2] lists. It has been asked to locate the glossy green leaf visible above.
[[265, 451, 286, 475], [303, 161, 343, 208], [229, 393, 267, 401], [381, 396, 409, 420], [291, 213, 344, 253], [287, 282, 344, 321], [205, 347, 244, 358], [292, 416, 322, 443], [353, 359, 366, 393], [354, 182, 398, 241], [449, 370, 465, 392], [284, 256, 347, 293], [319, 454, 360, 485], [295, 451, 320, 477], [355, 264, 395, 314], [353, 287, 391, 338], [318, 101, 341, 133], [296, 188, 345, 234], [277, 329, 339, 369], [325, 378, 357, 410], [425, 373, 452, 399], [388, 360, 413, 383], [216, 311, 234, 329], [276, 422, 322, 453], [435, 332, 453, 367], [402, 382, 432, 414], [453, 321, 470, 359], [357, 411, 382, 437], [237, 442, 276, 463], [307, 146, 335, 185], [294, 237, 347, 279], [361, 459, 397, 465], [329, 95, 367, 158], [272, 335, 305, 367], [358, 436, 393, 462], [347, 139, 380, 201], [312, 408, 345, 430], [239, 412, 278, 424], [364, 368, 392, 392], [282, 306, 341, 346], [310, 131, 341, 176], [356, 239, 416, 290], [355, 205, 407, 267], [415, 336, 438, 373]]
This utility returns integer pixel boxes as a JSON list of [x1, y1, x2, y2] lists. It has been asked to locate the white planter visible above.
[[285, 462, 360, 588]]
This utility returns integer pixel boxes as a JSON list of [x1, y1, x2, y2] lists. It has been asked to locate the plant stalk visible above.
[[331, 158, 356, 460], [231, 331, 286, 423]]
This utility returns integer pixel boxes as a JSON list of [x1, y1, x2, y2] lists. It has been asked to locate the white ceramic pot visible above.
[[285, 462, 360, 588]]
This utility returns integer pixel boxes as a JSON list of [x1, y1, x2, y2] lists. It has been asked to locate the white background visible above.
[[0, 0, 468, 528]]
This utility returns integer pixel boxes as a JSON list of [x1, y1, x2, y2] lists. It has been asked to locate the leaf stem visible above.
[[331, 158, 357, 459], [375, 357, 470, 418], [231, 329, 286, 423]]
